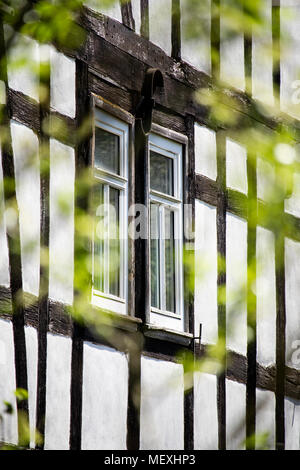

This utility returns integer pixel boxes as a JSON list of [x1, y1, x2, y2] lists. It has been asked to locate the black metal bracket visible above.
[[135, 68, 164, 135]]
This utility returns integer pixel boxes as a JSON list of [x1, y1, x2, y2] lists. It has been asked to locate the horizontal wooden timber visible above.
[[8, 89, 76, 147], [0, 285, 299, 400], [78, 6, 300, 141], [195, 174, 300, 242]]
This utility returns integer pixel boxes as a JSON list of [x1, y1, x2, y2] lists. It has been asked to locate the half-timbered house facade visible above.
[[1, 0, 300, 450]]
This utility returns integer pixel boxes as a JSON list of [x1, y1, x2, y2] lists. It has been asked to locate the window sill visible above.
[[90, 304, 142, 333], [143, 323, 194, 348]]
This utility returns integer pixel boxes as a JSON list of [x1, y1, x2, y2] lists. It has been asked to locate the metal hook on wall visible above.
[[136, 68, 164, 135]]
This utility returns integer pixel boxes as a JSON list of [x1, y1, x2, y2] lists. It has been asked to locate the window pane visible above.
[[94, 184, 104, 292], [95, 127, 120, 174], [165, 209, 176, 313], [151, 203, 160, 309], [109, 187, 120, 297], [150, 151, 174, 196]]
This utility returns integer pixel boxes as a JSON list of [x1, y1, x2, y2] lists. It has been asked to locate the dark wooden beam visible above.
[[120, 0, 135, 31], [126, 334, 142, 450], [0, 16, 29, 445], [69, 58, 91, 450], [216, 131, 227, 450], [211, 0, 220, 80], [246, 152, 257, 449], [140, 0, 149, 39], [171, 0, 181, 60], [35, 46, 51, 451]]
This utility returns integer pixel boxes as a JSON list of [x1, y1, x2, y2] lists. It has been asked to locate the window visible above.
[[149, 133, 184, 331], [92, 109, 128, 315]]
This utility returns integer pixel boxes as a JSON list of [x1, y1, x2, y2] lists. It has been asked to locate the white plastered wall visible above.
[[252, 0, 274, 106], [285, 237, 300, 369], [6, 31, 39, 101], [285, 397, 300, 450], [220, 0, 245, 91], [256, 226, 276, 366], [140, 356, 184, 450], [226, 139, 248, 194], [25, 326, 38, 448], [149, 0, 172, 56], [181, 0, 211, 74], [49, 139, 75, 305], [0, 319, 18, 445], [11, 121, 40, 297], [226, 379, 246, 450], [81, 343, 128, 450], [194, 372, 218, 449], [195, 200, 218, 344], [84, 1, 122, 22], [44, 333, 72, 450], [0, 147, 9, 287], [194, 123, 217, 180], [256, 388, 275, 450], [226, 213, 247, 356], [50, 47, 76, 118], [281, 0, 300, 119]]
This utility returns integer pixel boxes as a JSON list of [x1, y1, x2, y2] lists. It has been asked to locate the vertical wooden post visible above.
[[69, 58, 91, 450], [243, 1, 257, 449], [216, 131, 226, 450], [172, 0, 181, 60], [127, 333, 142, 450], [0, 16, 29, 446], [211, 0, 220, 81], [35, 45, 50, 450], [272, 0, 286, 451], [120, 1, 136, 31], [246, 151, 257, 449], [140, 0, 149, 39], [183, 114, 195, 450]]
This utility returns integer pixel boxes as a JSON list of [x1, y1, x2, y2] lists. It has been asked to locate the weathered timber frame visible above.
[[0, 1, 299, 450]]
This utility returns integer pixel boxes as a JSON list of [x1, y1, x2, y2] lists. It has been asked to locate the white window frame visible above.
[[149, 132, 184, 332], [92, 108, 128, 315]]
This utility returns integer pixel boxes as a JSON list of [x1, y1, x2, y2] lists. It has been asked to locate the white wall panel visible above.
[[50, 48, 76, 118], [281, 1, 300, 118], [220, 0, 245, 91], [226, 379, 246, 450], [131, 0, 141, 34], [285, 172, 300, 217], [257, 157, 276, 203], [194, 372, 218, 449], [285, 397, 300, 450], [84, 1, 122, 22], [181, 0, 211, 74], [140, 356, 184, 450], [285, 237, 300, 369], [252, 0, 274, 106], [0, 148, 9, 287], [81, 343, 128, 450], [0, 319, 18, 445], [256, 227, 276, 366], [25, 326, 38, 448], [149, 0, 172, 56], [195, 200, 218, 344], [226, 139, 247, 194], [11, 121, 40, 296], [194, 124, 217, 180], [49, 139, 75, 305], [256, 388, 275, 450], [7, 32, 39, 101], [44, 333, 72, 450], [226, 213, 247, 356]]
